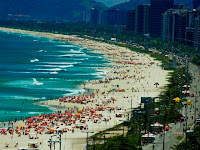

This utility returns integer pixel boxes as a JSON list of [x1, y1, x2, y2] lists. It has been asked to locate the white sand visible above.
[[0, 27, 170, 150]]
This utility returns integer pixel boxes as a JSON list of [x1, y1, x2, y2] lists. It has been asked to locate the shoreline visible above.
[[0, 27, 170, 150]]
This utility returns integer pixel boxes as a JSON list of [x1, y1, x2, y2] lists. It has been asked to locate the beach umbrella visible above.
[[66, 112, 72, 117], [49, 128, 54, 131], [173, 97, 180, 103], [183, 85, 190, 88], [187, 99, 192, 105], [182, 90, 190, 94], [78, 109, 82, 112], [151, 122, 163, 127], [19, 125, 24, 128], [173, 97, 180, 101], [0, 129, 7, 132], [5, 143, 9, 146], [98, 106, 104, 111], [142, 132, 156, 138], [90, 109, 96, 112]]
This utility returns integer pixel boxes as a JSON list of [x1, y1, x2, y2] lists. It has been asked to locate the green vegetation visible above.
[[176, 136, 184, 141], [173, 125, 200, 150], [158, 67, 192, 123], [89, 117, 142, 150], [0, 0, 106, 21], [90, 134, 138, 150]]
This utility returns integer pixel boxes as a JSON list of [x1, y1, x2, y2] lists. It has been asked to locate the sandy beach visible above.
[[0, 27, 170, 150]]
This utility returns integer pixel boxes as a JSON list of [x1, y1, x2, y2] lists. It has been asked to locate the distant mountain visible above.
[[95, 0, 129, 7], [0, 0, 106, 21], [110, 0, 193, 10]]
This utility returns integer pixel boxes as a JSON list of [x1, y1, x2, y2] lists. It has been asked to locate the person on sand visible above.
[[15, 143, 18, 147]]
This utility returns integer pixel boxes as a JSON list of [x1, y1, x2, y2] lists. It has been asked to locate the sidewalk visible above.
[[143, 63, 200, 150]]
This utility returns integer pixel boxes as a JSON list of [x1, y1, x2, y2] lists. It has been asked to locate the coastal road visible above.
[[143, 63, 200, 150]]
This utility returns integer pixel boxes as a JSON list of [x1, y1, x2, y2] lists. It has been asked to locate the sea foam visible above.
[[30, 59, 39, 63], [33, 78, 44, 85]]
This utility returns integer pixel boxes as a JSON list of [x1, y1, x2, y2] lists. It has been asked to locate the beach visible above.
[[0, 27, 170, 150]]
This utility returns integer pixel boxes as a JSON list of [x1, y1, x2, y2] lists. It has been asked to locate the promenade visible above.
[[143, 63, 200, 150]]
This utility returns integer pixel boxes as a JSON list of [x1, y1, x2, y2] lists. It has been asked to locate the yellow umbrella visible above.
[[173, 97, 180, 103], [187, 99, 192, 105], [19, 125, 24, 128]]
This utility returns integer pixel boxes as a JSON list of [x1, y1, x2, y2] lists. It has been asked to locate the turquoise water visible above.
[[0, 31, 108, 122]]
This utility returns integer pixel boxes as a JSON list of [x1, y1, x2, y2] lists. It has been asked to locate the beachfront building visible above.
[[90, 8, 100, 25], [150, 0, 174, 37], [126, 10, 135, 31], [100, 9, 127, 26], [194, 15, 200, 49], [193, 0, 200, 9], [135, 4, 150, 34], [162, 9, 187, 43], [185, 9, 200, 49]]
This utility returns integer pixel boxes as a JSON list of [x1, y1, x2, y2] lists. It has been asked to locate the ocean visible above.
[[0, 31, 108, 122]]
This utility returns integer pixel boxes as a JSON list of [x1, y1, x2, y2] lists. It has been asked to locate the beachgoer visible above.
[[15, 143, 18, 147]]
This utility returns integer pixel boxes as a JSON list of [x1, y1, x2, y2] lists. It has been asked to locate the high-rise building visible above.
[[185, 10, 199, 46], [135, 4, 150, 34], [162, 9, 187, 42], [126, 10, 135, 31], [100, 9, 127, 26], [150, 0, 174, 37], [90, 8, 100, 25], [173, 4, 189, 10], [193, 0, 200, 9], [81, 11, 90, 23], [194, 12, 200, 49]]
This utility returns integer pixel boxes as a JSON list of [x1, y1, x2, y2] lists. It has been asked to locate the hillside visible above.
[[95, 0, 129, 7], [111, 0, 193, 10], [0, 0, 106, 21]]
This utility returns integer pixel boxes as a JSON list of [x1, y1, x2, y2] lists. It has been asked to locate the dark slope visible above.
[[0, 0, 106, 21], [110, 0, 193, 10]]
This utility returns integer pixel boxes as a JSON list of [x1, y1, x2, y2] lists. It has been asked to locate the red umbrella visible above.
[[151, 122, 163, 127], [98, 106, 104, 111], [1, 129, 6, 132], [142, 132, 156, 138], [91, 109, 96, 112]]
